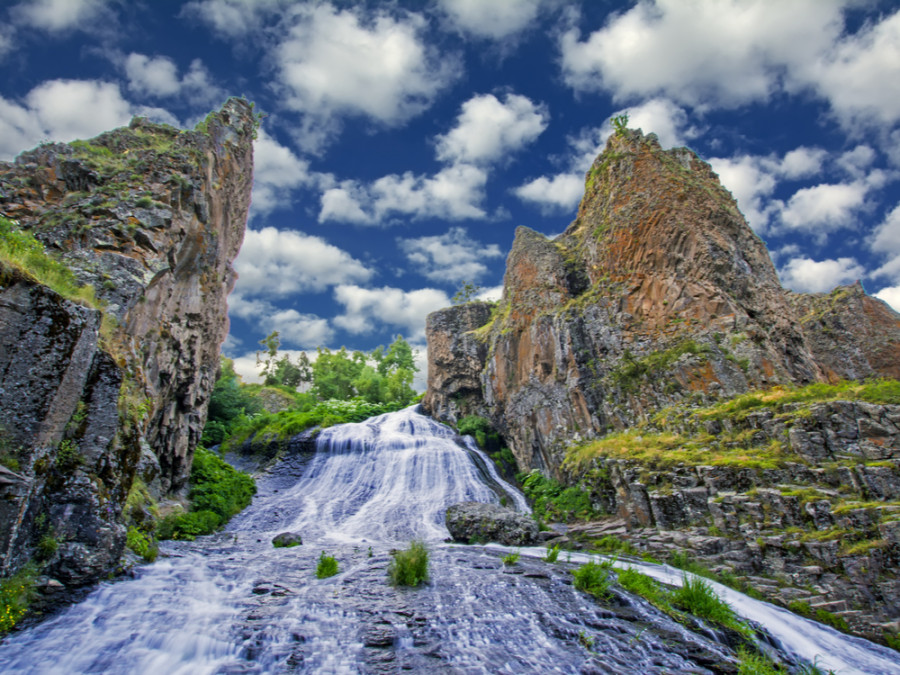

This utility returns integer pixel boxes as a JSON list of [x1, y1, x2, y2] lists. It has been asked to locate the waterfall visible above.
[[0, 406, 896, 674]]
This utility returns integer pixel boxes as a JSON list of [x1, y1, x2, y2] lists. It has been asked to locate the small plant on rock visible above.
[[316, 551, 339, 579], [388, 540, 429, 587], [501, 550, 520, 566], [544, 544, 560, 563], [573, 560, 613, 600]]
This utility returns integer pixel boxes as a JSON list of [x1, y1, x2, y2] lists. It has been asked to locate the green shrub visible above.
[[156, 510, 222, 541], [457, 415, 497, 449], [126, 526, 158, 562], [520, 470, 598, 522], [573, 561, 613, 600], [388, 540, 429, 587], [544, 544, 560, 563], [617, 567, 669, 608], [36, 533, 58, 561], [501, 551, 520, 566], [669, 575, 750, 636], [316, 551, 339, 579], [736, 648, 782, 675], [0, 565, 35, 635]]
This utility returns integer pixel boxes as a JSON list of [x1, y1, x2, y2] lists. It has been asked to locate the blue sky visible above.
[[2, 0, 900, 389]]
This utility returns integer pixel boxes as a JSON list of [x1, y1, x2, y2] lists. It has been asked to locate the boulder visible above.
[[272, 532, 303, 548], [445, 502, 538, 545]]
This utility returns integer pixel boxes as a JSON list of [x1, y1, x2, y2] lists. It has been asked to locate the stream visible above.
[[0, 406, 897, 674]]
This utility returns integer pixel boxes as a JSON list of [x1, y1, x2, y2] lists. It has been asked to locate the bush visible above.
[[156, 510, 222, 541], [316, 551, 339, 579], [388, 540, 429, 587], [669, 575, 750, 636], [0, 565, 35, 634], [126, 526, 158, 562], [573, 561, 613, 600], [501, 551, 520, 566], [520, 470, 597, 522], [544, 544, 560, 563]]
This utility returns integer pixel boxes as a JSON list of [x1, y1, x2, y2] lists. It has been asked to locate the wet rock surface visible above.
[[445, 501, 539, 545]]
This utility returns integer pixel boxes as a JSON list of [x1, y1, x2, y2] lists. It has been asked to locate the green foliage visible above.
[[789, 599, 850, 632], [617, 567, 668, 607], [544, 544, 560, 563], [0, 564, 36, 635], [669, 575, 750, 637], [591, 535, 641, 557], [611, 341, 711, 392], [201, 358, 264, 446], [316, 551, 339, 579], [156, 447, 256, 540], [451, 281, 482, 305], [457, 415, 496, 448], [573, 560, 613, 599], [36, 533, 58, 561], [56, 439, 85, 470], [388, 540, 430, 587], [736, 648, 783, 675], [501, 550, 520, 566], [126, 526, 158, 562], [611, 113, 629, 136], [0, 216, 99, 308], [520, 470, 598, 522]]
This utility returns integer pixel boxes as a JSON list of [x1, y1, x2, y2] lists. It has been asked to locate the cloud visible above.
[[333, 285, 450, 340], [11, 0, 112, 32], [477, 285, 503, 302], [514, 173, 584, 212], [780, 147, 828, 179], [319, 164, 488, 224], [228, 293, 333, 349], [0, 27, 14, 60], [802, 10, 900, 129], [123, 54, 221, 104], [251, 129, 320, 215], [559, 0, 843, 108], [275, 3, 459, 150], [182, 0, 285, 37], [233, 227, 373, 296], [0, 79, 177, 160], [870, 204, 900, 282], [398, 227, 503, 283], [778, 181, 869, 232], [874, 287, 900, 314], [779, 256, 865, 293], [435, 93, 548, 165], [437, 0, 543, 40]]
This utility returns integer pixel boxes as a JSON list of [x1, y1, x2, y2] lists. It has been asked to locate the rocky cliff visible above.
[[0, 98, 254, 586], [425, 128, 900, 475]]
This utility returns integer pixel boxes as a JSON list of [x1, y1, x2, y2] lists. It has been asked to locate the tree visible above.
[[451, 282, 481, 305], [256, 331, 312, 389], [611, 113, 629, 136]]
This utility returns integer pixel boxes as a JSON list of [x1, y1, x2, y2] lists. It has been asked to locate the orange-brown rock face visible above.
[[424, 130, 900, 476]]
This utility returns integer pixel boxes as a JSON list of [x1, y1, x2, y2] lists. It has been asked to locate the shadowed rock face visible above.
[[0, 98, 254, 584], [424, 130, 900, 477]]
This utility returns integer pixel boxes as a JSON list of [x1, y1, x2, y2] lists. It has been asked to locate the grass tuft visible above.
[[316, 551, 339, 579], [388, 540, 429, 587]]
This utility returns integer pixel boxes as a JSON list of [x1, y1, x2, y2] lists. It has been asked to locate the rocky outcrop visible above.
[[424, 129, 900, 477], [0, 98, 255, 585], [445, 501, 539, 545]]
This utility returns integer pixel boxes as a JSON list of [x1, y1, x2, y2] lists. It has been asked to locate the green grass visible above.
[[0, 216, 99, 308], [544, 544, 560, 563], [157, 447, 256, 540], [617, 567, 669, 608], [388, 540, 430, 587], [669, 574, 751, 637], [519, 470, 599, 522], [0, 564, 36, 634], [610, 340, 712, 392], [501, 550, 520, 566], [573, 561, 613, 600], [126, 526, 158, 562], [316, 551, 339, 579]]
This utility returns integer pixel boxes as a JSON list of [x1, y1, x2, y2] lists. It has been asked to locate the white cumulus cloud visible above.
[[251, 129, 320, 216], [514, 173, 585, 213], [437, 0, 544, 40], [874, 287, 900, 314], [436, 93, 549, 165], [778, 181, 869, 232], [398, 227, 503, 283], [275, 3, 458, 150], [11, 0, 112, 32], [779, 256, 865, 293], [333, 285, 450, 340], [123, 53, 221, 104], [234, 227, 373, 296]]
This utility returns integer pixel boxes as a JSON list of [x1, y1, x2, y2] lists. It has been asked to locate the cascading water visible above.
[[0, 406, 896, 674]]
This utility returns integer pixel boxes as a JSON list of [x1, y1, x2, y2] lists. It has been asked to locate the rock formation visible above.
[[0, 98, 255, 585], [424, 128, 900, 476]]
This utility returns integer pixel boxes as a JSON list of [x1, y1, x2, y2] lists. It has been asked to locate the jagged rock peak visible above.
[[0, 98, 255, 585]]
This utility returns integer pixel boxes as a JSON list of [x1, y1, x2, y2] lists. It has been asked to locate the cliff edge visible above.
[[0, 99, 255, 585]]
